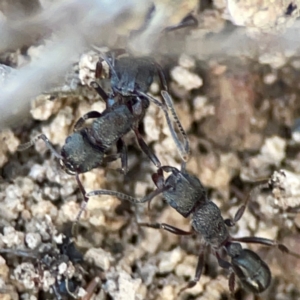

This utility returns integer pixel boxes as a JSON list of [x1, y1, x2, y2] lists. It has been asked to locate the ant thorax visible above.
[[191, 201, 229, 249]]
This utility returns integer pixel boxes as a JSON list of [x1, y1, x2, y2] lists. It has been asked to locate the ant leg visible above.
[[224, 182, 269, 227], [138, 222, 193, 235], [90, 81, 109, 106], [102, 153, 133, 175], [165, 15, 198, 32], [17, 134, 63, 160], [147, 168, 166, 210], [116, 138, 128, 174], [73, 111, 102, 131], [215, 252, 231, 269], [133, 128, 161, 167], [228, 272, 236, 294], [152, 167, 165, 188], [178, 246, 206, 294], [86, 185, 171, 204], [72, 174, 89, 236], [231, 236, 300, 259]]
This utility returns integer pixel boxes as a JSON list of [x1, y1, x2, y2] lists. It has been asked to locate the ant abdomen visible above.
[[231, 248, 271, 294]]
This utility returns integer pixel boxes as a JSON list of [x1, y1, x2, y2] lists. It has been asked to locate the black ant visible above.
[[95, 49, 190, 161], [83, 164, 300, 295], [18, 54, 189, 219], [18, 85, 160, 175]]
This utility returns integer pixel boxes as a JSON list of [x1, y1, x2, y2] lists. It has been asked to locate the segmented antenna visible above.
[[86, 185, 170, 204], [138, 90, 190, 162], [161, 90, 190, 161], [17, 134, 63, 160]]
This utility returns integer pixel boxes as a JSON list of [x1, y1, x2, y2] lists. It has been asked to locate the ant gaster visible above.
[[84, 164, 300, 294], [95, 49, 190, 161]]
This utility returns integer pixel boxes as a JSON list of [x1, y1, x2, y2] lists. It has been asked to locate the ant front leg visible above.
[[130, 97, 161, 168], [90, 81, 110, 107], [133, 127, 161, 168], [72, 174, 89, 236], [73, 111, 102, 132], [215, 252, 235, 294]]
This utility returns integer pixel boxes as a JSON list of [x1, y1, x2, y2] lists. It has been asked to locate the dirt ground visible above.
[[0, 1, 300, 300]]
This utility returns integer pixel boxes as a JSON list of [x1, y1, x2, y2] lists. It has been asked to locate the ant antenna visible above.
[[161, 90, 190, 160], [138, 91, 190, 162], [17, 134, 63, 160], [86, 185, 170, 204]]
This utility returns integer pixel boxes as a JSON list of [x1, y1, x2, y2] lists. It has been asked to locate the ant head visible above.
[[230, 247, 271, 293], [61, 132, 104, 174], [164, 169, 208, 217]]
